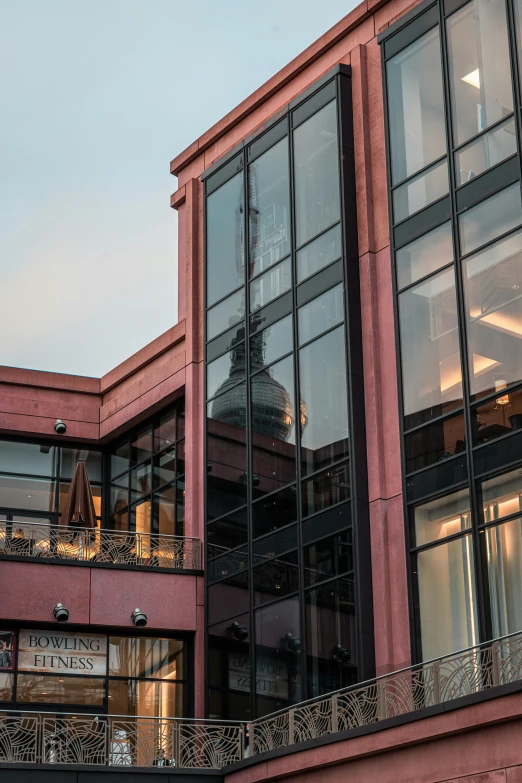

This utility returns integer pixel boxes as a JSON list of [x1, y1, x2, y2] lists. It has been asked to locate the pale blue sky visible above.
[[0, 0, 354, 377]]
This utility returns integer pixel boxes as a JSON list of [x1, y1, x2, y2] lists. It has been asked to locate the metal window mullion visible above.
[[288, 98, 307, 704], [243, 150, 257, 723], [439, 0, 489, 643]]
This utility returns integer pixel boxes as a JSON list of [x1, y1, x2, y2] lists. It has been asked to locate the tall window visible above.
[[204, 73, 372, 720], [383, 0, 522, 661], [109, 405, 185, 537]]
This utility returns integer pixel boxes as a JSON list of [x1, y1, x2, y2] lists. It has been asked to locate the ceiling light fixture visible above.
[[462, 69, 480, 89]]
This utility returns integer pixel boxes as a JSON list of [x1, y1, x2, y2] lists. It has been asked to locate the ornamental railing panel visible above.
[[0, 714, 243, 769], [0, 520, 201, 571], [249, 629, 522, 755]]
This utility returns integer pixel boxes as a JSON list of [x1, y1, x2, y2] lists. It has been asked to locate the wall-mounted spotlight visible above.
[[230, 621, 248, 641], [131, 608, 148, 627], [54, 419, 67, 435], [333, 644, 351, 663], [53, 603, 69, 623], [281, 632, 301, 653]]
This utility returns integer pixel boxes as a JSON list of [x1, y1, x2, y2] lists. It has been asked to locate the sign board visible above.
[[18, 630, 107, 675], [229, 653, 288, 699]]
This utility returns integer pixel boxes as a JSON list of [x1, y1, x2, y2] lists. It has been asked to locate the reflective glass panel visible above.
[[447, 0, 513, 147], [131, 498, 152, 536], [153, 411, 177, 453], [250, 257, 291, 312], [472, 386, 522, 445], [480, 467, 522, 523], [396, 222, 454, 291], [208, 542, 249, 583], [208, 574, 250, 625], [207, 510, 248, 558], [405, 412, 465, 473], [208, 613, 251, 721], [0, 476, 55, 512], [207, 384, 247, 520], [250, 315, 292, 370], [305, 576, 357, 697], [254, 597, 302, 716], [413, 487, 471, 547], [296, 224, 342, 283], [111, 442, 130, 479], [304, 530, 353, 586], [253, 550, 299, 604], [459, 183, 522, 257], [252, 355, 296, 495], [108, 679, 184, 719], [299, 326, 349, 475], [249, 138, 291, 277], [386, 27, 446, 185], [109, 637, 184, 679], [110, 478, 128, 515], [252, 485, 298, 538], [252, 524, 298, 561], [294, 101, 340, 247], [298, 284, 344, 345], [207, 342, 245, 401], [60, 449, 102, 482], [16, 674, 104, 705], [130, 429, 152, 466], [415, 534, 479, 659], [463, 229, 522, 398], [153, 448, 176, 489], [0, 441, 56, 477], [485, 518, 522, 636], [399, 267, 462, 430], [130, 463, 152, 500], [393, 159, 448, 224], [152, 486, 176, 536], [456, 118, 517, 185], [302, 462, 350, 517], [207, 290, 245, 341], [206, 171, 245, 307]]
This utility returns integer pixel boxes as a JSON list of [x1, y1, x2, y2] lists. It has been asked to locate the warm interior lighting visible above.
[[472, 354, 501, 376], [462, 68, 481, 89], [480, 310, 522, 338], [494, 378, 511, 408]]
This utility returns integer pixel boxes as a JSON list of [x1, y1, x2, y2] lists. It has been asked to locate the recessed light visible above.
[[462, 69, 480, 89]]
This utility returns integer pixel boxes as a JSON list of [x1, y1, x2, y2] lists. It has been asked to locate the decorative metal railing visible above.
[[249, 629, 522, 755], [0, 632, 521, 769], [0, 521, 201, 570], [0, 713, 243, 769]]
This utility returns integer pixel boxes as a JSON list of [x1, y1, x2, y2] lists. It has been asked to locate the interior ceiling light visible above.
[[462, 69, 480, 89]]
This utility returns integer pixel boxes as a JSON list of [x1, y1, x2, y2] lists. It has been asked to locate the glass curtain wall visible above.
[[204, 72, 372, 720], [108, 405, 185, 537], [383, 0, 522, 661], [0, 440, 103, 549]]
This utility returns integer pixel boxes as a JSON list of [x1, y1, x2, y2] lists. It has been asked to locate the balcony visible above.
[[0, 631, 521, 771], [0, 520, 202, 571], [0, 714, 243, 769]]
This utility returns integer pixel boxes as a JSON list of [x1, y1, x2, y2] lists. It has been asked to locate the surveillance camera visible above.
[[54, 420, 67, 435], [53, 603, 69, 623], [131, 608, 147, 627], [282, 632, 301, 653], [333, 644, 351, 664], [230, 621, 248, 641]]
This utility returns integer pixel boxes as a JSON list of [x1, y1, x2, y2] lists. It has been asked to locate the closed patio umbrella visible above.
[[60, 460, 97, 530]]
